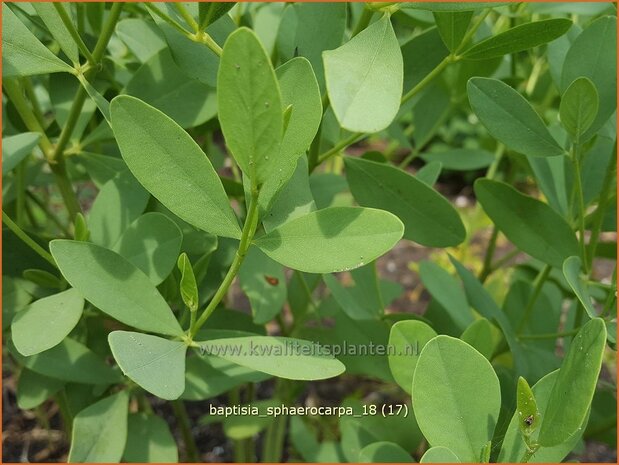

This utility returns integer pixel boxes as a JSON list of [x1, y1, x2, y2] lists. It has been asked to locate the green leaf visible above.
[[462, 19, 572, 60], [123, 413, 178, 463], [124, 50, 217, 129], [239, 247, 286, 324], [559, 77, 599, 142], [412, 336, 501, 462], [358, 442, 413, 463], [517, 376, 541, 437], [177, 253, 199, 312], [2, 132, 40, 174], [421, 446, 461, 463], [460, 318, 495, 360], [116, 18, 166, 63], [32, 3, 79, 64], [323, 269, 382, 321], [388, 320, 437, 394], [109, 331, 187, 400], [88, 171, 149, 248], [498, 370, 587, 462], [403, 2, 511, 12], [17, 369, 65, 410], [68, 392, 129, 463], [538, 318, 607, 446], [218, 27, 283, 186], [223, 399, 280, 439], [110, 95, 241, 239], [11, 337, 121, 385], [434, 11, 473, 52], [345, 157, 465, 247], [254, 207, 403, 273], [199, 2, 235, 29], [416, 161, 443, 186], [50, 240, 184, 337], [11, 289, 84, 356], [563, 256, 598, 319], [197, 336, 346, 380], [2, 3, 73, 77], [324, 16, 403, 133], [419, 261, 474, 330], [561, 16, 616, 140], [474, 179, 579, 268], [259, 57, 322, 210], [467, 78, 565, 157], [112, 212, 183, 286]]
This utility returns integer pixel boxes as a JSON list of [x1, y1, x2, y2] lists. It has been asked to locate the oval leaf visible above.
[[11, 289, 84, 356], [123, 413, 179, 463], [517, 376, 541, 437], [412, 336, 501, 462], [474, 179, 578, 268], [468, 77, 565, 157], [68, 392, 129, 463], [198, 336, 346, 380], [421, 446, 461, 463], [32, 3, 79, 64], [218, 27, 283, 186], [462, 19, 572, 60], [2, 133, 40, 174], [538, 318, 607, 446], [109, 331, 187, 400], [359, 442, 413, 463], [345, 157, 465, 247], [324, 16, 403, 133], [388, 320, 437, 394], [110, 95, 241, 239], [253, 207, 404, 273], [50, 240, 183, 337], [559, 77, 599, 142]]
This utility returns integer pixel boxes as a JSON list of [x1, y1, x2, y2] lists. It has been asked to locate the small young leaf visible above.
[[462, 19, 572, 60], [73, 212, 90, 242], [68, 392, 129, 463], [563, 256, 598, 319], [110, 95, 241, 239], [32, 3, 79, 64], [2, 132, 40, 174], [177, 252, 199, 313], [3, 3, 74, 77], [253, 207, 404, 273], [538, 318, 607, 446], [197, 336, 346, 380], [345, 157, 465, 247], [11, 289, 84, 356], [123, 413, 179, 463], [434, 11, 473, 52], [388, 320, 437, 394], [474, 179, 579, 268], [358, 441, 414, 463], [413, 336, 501, 462], [559, 77, 599, 142], [218, 27, 283, 186], [468, 78, 565, 157], [239, 247, 286, 324], [421, 446, 461, 463], [324, 16, 403, 133], [113, 212, 183, 286], [109, 331, 187, 400], [517, 376, 541, 437], [415, 161, 443, 186], [199, 2, 235, 29], [50, 240, 184, 337]]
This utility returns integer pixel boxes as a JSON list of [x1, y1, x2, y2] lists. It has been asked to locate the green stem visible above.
[[2, 211, 57, 267], [519, 328, 581, 340], [145, 3, 191, 36], [22, 78, 46, 128], [192, 30, 223, 57], [490, 248, 520, 271], [520, 443, 540, 463], [53, 2, 96, 66], [15, 161, 27, 227], [587, 143, 616, 269], [26, 191, 71, 236], [55, 389, 73, 437], [454, 8, 492, 55], [571, 145, 588, 273], [171, 400, 199, 462], [479, 226, 499, 283], [262, 411, 288, 462], [175, 2, 200, 32], [517, 264, 551, 334], [190, 192, 260, 337]]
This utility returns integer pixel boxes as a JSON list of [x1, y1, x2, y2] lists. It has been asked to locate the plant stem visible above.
[[262, 411, 288, 462], [479, 227, 499, 283], [517, 264, 551, 334], [2, 211, 57, 267], [145, 3, 191, 36], [22, 78, 46, 128], [26, 191, 71, 236], [490, 248, 520, 270], [519, 327, 581, 340], [587, 142, 616, 269], [175, 2, 199, 32], [190, 192, 260, 337], [571, 145, 588, 273], [55, 389, 73, 436], [171, 400, 199, 462], [454, 8, 492, 55], [520, 443, 540, 463], [53, 2, 96, 66]]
